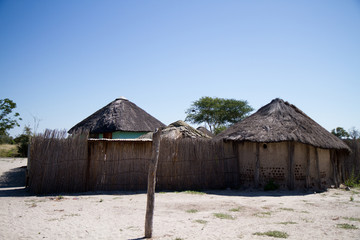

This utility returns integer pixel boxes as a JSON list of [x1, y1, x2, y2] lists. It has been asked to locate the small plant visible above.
[[182, 190, 206, 195], [277, 221, 297, 225], [64, 213, 80, 217], [350, 196, 354, 202], [279, 208, 294, 211], [344, 170, 360, 188], [186, 209, 198, 213], [336, 223, 358, 229], [253, 230, 289, 238], [344, 217, 360, 222], [56, 195, 64, 200], [229, 206, 243, 212], [254, 211, 272, 217], [194, 219, 208, 224], [213, 212, 235, 220], [264, 180, 279, 191]]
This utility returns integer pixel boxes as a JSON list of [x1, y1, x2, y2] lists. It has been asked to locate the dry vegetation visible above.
[[0, 144, 18, 157]]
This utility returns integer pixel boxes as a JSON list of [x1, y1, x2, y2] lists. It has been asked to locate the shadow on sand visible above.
[[0, 166, 29, 197], [0, 165, 322, 198]]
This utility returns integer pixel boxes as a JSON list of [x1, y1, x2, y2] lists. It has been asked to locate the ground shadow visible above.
[[0, 166, 29, 197], [0, 166, 26, 188]]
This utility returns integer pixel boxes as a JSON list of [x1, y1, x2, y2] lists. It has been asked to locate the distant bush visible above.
[[13, 125, 32, 157], [0, 144, 18, 157], [344, 170, 360, 188], [0, 134, 14, 144], [264, 179, 279, 191]]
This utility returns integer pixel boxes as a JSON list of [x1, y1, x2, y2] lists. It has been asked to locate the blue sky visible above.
[[1, 0, 359, 137]]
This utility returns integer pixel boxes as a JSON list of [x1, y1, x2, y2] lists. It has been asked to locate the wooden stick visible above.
[[305, 145, 310, 189], [145, 128, 162, 238], [315, 148, 321, 190]]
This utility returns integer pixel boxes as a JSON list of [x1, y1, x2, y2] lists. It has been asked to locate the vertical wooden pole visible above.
[[287, 142, 295, 190], [305, 145, 311, 189], [255, 143, 260, 188], [330, 150, 338, 187], [315, 148, 321, 190], [145, 128, 162, 238]]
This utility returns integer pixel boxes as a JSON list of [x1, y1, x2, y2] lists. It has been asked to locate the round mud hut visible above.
[[68, 97, 165, 139], [215, 98, 350, 190]]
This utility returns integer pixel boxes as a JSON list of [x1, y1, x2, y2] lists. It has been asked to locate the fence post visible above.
[[145, 128, 162, 238]]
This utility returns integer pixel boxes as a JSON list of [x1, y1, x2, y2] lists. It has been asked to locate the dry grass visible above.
[[253, 230, 289, 238], [0, 144, 18, 157]]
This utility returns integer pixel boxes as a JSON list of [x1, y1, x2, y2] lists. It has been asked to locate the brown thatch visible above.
[[140, 120, 212, 139], [68, 97, 165, 134], [197, 126, 214, 137], [215, 98, 350, 151]]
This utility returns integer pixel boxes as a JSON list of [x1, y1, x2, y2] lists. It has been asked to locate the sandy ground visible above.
[[0, 158, 359, 240]]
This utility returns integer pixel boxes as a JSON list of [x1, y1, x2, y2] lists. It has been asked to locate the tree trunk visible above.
[[144, 128, 162, 238]]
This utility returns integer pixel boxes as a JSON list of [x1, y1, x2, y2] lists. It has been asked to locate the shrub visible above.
[[264, 179, 279, 191], [253, 230, 289, 238], [344, 170, 360, 188]]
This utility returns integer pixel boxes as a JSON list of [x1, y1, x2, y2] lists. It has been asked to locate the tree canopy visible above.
[[0, 98, 22, 136], [185, 96, 253, 134], [331, 127, 360, 140], [331, 127, 349, 139]]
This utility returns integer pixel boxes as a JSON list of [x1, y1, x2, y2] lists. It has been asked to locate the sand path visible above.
[[0, 158, 359, 239]]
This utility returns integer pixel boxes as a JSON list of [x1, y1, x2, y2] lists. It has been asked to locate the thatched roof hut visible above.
[[68, 97, 165, 139], [215, 98, 350, 190], [140, 120, 212, 140], [215, 98, 350, 151], [197, 126, 214, 138]]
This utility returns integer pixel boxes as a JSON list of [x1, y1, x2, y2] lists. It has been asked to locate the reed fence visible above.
[[28, 130, 238, 194], [343, 139, 360, 179]]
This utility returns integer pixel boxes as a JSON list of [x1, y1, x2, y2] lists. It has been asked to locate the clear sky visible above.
[[1, 0, 359, 137]]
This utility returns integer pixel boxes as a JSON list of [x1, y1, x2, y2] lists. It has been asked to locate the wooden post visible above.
[[305, 145, 311, 189], [288, 142, 295, 190], [255, 143, 260, 188], [330, 150, 338, 187], [145, 128, 162, 238], [315, 148, 321, 190]]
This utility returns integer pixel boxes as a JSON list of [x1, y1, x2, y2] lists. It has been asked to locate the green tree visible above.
[[348, 127, 360, 140], [185, 96, 253, 134], [0, 98, 22, 136], [14, 125, 32, 157], [331, 127, 350, 139]]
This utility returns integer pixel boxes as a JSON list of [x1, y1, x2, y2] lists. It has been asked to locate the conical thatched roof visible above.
[[215, 98, 350, 151], [139, 120, 212, 140], [68, 97, 165, 134], [197, 126, 215, 137]]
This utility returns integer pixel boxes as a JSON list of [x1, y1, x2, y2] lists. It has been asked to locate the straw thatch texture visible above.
[[215, 98, 350, 151], [87, 139, 152, 191], [157, 138, 238, 190], [343, 140, 360, 179], [140, 120, 212, 140], [28, 130, 88, 194], [197, 126, 214, 137], [68, 97, 165, 134], [28, 130, 238, 194]]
